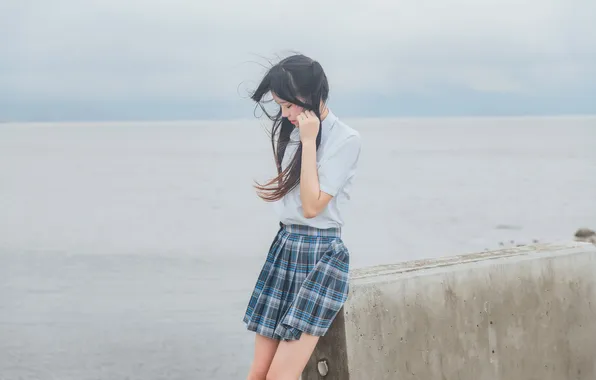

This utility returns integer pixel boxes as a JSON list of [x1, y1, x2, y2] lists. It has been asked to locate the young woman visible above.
[[243, 54, 362, 380]]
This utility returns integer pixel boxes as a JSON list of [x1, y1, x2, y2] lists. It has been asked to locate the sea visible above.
[[1, 116, 595, 379]]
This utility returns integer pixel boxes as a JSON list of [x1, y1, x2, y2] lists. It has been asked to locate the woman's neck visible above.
[[319, 106, 329, 121]]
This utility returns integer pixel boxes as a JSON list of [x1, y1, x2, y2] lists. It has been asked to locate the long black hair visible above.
[[251, 54, 329, 202]]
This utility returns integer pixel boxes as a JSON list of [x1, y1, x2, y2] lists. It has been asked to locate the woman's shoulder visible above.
[[319, 115, 361, 168], [328, 116, 361, 151]]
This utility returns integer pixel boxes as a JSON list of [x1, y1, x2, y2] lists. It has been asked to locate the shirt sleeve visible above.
[[317, 135, 362, 196]]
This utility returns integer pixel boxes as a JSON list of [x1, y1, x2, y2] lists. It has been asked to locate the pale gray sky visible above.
[[1, 0, 595, 120]]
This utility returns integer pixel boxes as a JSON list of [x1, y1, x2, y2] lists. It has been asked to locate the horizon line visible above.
[[2, 113, 596, 125]]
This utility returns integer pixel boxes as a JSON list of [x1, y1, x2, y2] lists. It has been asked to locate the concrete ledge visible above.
[[303, 242, 596, 379]]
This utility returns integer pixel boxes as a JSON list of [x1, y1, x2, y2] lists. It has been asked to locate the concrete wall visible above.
[[303, 242, 596, 380]]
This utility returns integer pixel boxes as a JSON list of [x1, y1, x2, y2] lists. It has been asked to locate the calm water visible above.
[[1, 116, 595, 379]]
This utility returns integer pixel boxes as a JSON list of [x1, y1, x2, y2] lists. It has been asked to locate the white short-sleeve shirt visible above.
[[272, 110, 361, 229]]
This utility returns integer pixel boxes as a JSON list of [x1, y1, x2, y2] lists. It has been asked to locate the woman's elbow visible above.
[[302, 207, 319, 219]]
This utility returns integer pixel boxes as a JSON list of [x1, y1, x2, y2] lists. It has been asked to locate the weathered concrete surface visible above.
[[304, 242, 596, 380]]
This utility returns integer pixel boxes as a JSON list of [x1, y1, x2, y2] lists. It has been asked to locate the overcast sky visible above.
[[1, 0, 595, 121]]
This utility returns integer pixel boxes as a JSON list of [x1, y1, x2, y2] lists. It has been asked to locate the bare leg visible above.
[[247, 334, 280, 380], [266, 333, 319, 380]]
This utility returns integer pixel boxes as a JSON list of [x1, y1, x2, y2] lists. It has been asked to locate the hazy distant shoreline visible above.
[[2, 114, 596, 127]]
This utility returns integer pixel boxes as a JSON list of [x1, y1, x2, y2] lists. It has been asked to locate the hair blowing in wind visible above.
[[251, 54, 329, 202]]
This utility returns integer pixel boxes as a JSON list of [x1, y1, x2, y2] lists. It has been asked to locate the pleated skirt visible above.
[[243, 223, 350, 341]]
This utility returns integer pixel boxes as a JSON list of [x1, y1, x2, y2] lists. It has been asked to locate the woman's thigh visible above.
[[266, 332, 319, 380], [247, 333, 280, 380]]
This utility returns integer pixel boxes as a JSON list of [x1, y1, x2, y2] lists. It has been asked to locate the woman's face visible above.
[[272, 92, 304, 126]]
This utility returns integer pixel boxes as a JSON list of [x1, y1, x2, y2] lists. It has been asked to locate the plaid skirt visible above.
[[243, 223, 350, 341]]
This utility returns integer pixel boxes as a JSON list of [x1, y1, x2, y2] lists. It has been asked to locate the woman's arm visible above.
[[297, 111, 333, 218], [297, 110, 361, 219], [300, 138, 333, 218]]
